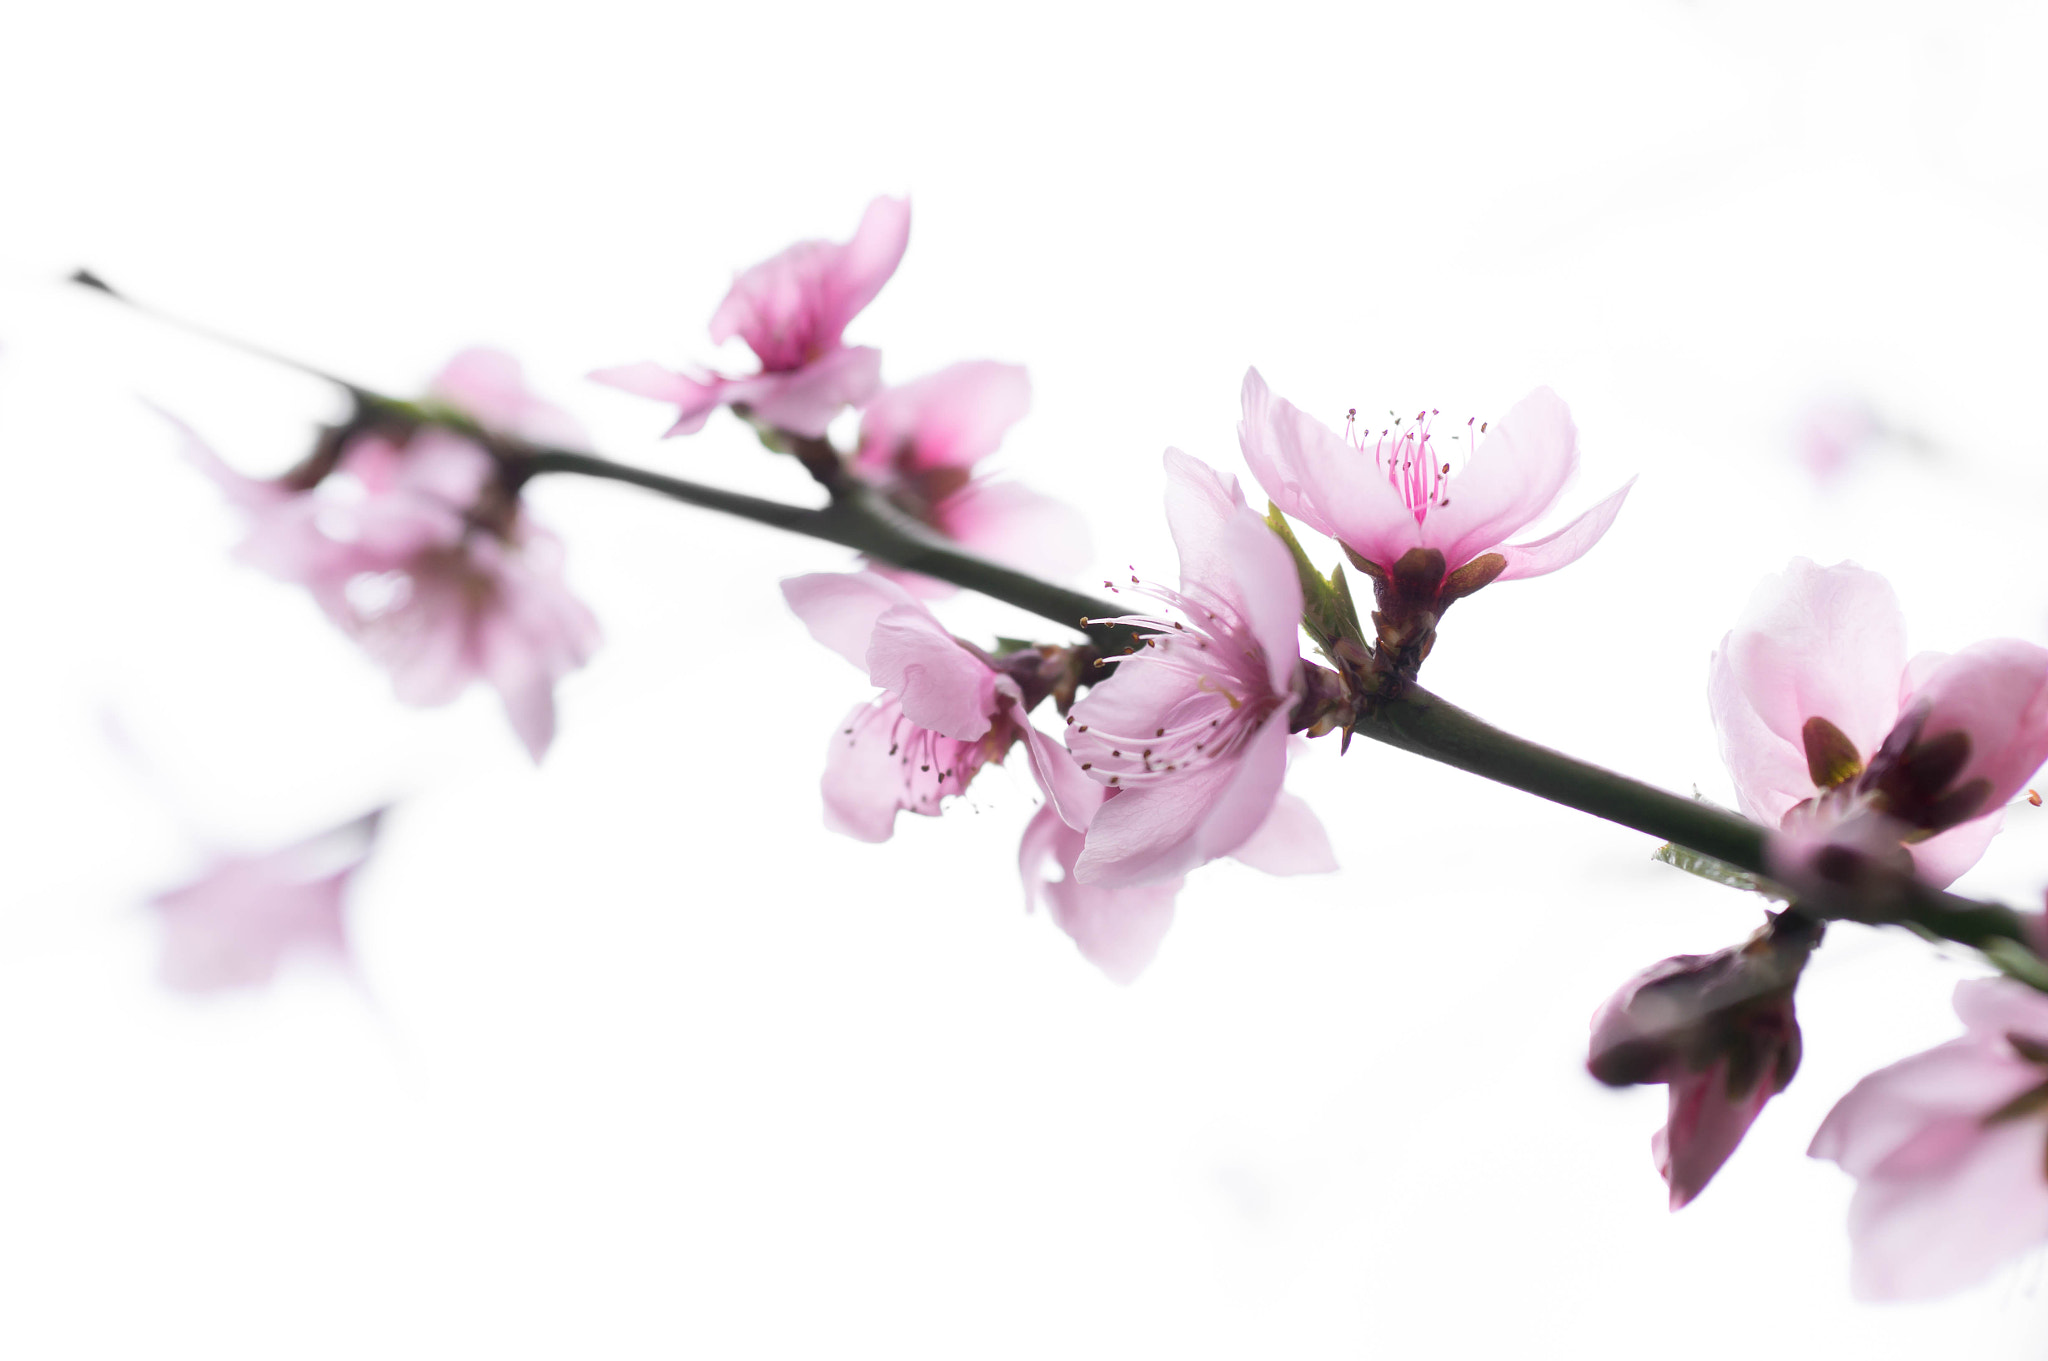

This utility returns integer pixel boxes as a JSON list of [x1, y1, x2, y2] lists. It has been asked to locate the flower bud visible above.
[[1588, 915, 1819, 1208]]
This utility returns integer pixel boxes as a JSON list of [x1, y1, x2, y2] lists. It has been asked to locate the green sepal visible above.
[[1265, 503, 1368, 663]]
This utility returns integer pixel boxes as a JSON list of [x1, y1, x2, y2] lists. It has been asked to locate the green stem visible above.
[[528, 446, 2035, 960], [77, 269, 2035, 967]]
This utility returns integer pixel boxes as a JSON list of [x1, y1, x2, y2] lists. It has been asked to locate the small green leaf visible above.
[[1653, 843, 1790, 902]]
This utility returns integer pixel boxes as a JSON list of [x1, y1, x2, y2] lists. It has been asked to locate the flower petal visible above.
[[1074, 714, 1290, 888], [586, 361, 729, 437], [1722, 558, 1910, 765], [1708, 636, 1815, 826], [855, 360, 1031, 474], [781, 571, 920, 670], [1019, 802, 1182, 984], [1425, 386, 1579, 569], [1906, 810, 2004, 889], [742, 346, 884, 438], [1903, 639, 2048, 810], [1492, 476, 1635, 582], [1161, 448, 1303, 694], [1845, 1115, 2048, 1301], [1227, 791, 1337, 875], [866, 604, 997, 742], [1238, 367, 1417, 570]]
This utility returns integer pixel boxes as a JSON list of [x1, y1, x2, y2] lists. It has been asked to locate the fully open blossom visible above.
[[784, 571, 1187, 980], [1588, 920, 1815, 1208], [591, 196, 910, 439], [1810, 976, 2048, 1299], [781, 571, 1087, 842], [1066, 449, 1336, 888], [179, 350, 600, 760], [1712, 559, 2048, 887], [149, 811, 382, 993], [1237, 367, 1632, 600], [852, 361, 1088, 594]]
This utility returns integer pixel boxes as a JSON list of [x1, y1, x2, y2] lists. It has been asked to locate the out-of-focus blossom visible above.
[[591, 196, 909, 439], [149, 810, 383, 993], [1589, 919, 1815, 1208], [1810, 975, 2048, 1300], [1066, 449, 1336, 888], [851, 361, 1088, 594], [1794, 396, 1883, 482], [1712, 559, 2048, 888], [178, 350, 600, 760], [1237, 367, 1632, 603]]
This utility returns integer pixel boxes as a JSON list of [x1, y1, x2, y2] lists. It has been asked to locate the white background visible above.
[[5, 0, 2048, 1355]]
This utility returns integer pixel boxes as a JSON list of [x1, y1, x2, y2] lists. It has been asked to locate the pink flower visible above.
[[149, 811, 382, 993], [780, 571, 1087, 843], [1810, 976, 2048, 1299], [1711, 559, 2048, 887], [851, 361, 1089, 595], [782, 571, 1202, 981], [1237, 367, 1633, 598], [1588, 920, 1815, 1209], [178, 350, 601, 761], [1065, 449, 1336, 888], [590, 196, 910, 439]]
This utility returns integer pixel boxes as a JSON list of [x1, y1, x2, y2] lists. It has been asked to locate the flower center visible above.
[[1344, 407, 1480, 526], [1070, 571, 1279, 789]]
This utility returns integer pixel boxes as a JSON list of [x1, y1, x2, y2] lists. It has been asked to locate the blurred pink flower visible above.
[[590, 196, 909, 438], [1795, 396, 1882, 482], [1588, 925, 1812, 1209], [852, 361, 1089, 594], [1712, 559, 2048, 887], [1810, 976, 2048, 1300], [1237, 367, 1632, 596], [178, 350, 600, 760], [150, 811, 382, 993], [1066, 449, 1335, 888]]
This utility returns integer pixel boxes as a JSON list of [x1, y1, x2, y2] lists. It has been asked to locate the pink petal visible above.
[[148, 816, 378, 994], [1906, 810, 2004, 889], [1722, 559, 1911, 766], [855, 360, 1031, 474], [1160, 448, 1303, 696], [1019, 803, 1182, 984], [1656, 1060, 1775, 1209], [1228, 791, 1337, 876], [781, 571, 921, 670], [1845, 1115, 2048, 1301], [1425, 386, 1580, 570], [865, 604, 998, 742], [819, 700, 910, 843], [1238, 367, 1418, 570], [1019, 720, 1104, 834], [586, 361, 729, 437], [1707, 639, 1814, 826], [1074, 714, 1290, 888], [742, 345, 885, 438], [1492, 476, 1635, 582], [430, 347, 590, 450], [1809, 1037, 2036, 1178], [1905, 639, 2048, 809], [818, 195, 913, 341], [925, 479, 1091, 587], [1953, 976, 2048, 1039]]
